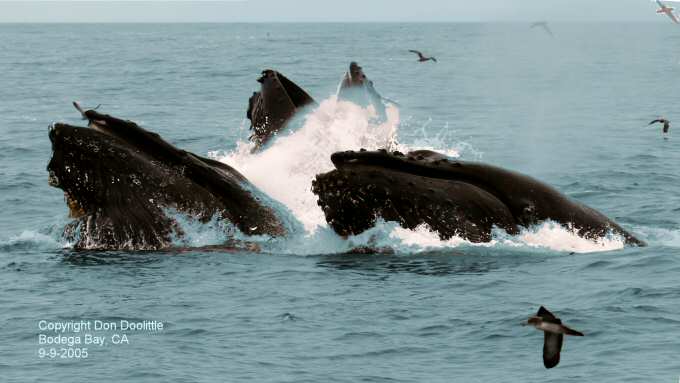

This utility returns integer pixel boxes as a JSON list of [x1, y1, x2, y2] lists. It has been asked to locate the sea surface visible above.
[[0, 23, 679, 382]]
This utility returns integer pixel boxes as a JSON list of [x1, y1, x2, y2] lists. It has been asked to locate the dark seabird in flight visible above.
[[408, 50, 437, 62], [649, 118, 670, 135], [530, 21, 554, 37], [525, 306, 584, 369]]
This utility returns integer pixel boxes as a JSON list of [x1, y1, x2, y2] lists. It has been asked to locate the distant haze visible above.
[[0, 0, 666, 23]]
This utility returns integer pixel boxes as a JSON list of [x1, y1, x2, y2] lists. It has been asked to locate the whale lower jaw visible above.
[[47, 110, 288, 250]]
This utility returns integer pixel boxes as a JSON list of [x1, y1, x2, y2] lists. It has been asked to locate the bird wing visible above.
[[531, 22, 554, 36], [561, 324, 584, 337], [667, 11, 680, 23], [409, 50, 424, 58], [658, 0, 666, 9], [431, 57, 437, 62], [537, 306, 557, 321], [542, 24, 554, 36], [543, 332, 563, 369], [649, 119, 664, 125]]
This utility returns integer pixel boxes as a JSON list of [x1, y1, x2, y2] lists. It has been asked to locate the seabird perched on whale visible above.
[[73, 101, 101, 119], [525, 306, 584, 369], [649, 118, 670, 135], [408, 50, 437, 62]]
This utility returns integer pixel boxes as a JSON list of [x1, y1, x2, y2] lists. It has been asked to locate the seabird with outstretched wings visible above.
[[649, 118, 671, 134], [526, 306, 584, 369], [656, 0, 680, 24], [408, 50, 437, 62], [530, 21, 554, 37]]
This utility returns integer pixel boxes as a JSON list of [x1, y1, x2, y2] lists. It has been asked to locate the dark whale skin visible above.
[[247, 70, 315, 150], [312, 149, 645, 246], [47, 110, 287, 250]]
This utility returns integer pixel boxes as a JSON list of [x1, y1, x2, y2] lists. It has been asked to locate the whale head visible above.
[[47, 107, 287, 250], [247, 70, 315, 150], [312, 149, 644, 246]]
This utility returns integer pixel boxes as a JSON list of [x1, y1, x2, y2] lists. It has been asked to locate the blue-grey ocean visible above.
[[1, 23, 679, 382]]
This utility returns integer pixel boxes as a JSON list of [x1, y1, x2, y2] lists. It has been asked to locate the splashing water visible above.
[[212, 96, 403, 233], [367, 220, 625, 254], [207, 96, 633, 254], [0, 230, 70, 251], [629, 226, 680, 248]]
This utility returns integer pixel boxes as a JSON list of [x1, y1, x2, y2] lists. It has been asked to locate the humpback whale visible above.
[[247, 70, 315, 150], [247, 63, 388, 151], [47, 104, 288, 250], [312, 149, 644, 246], [337, 62, 387, 120]]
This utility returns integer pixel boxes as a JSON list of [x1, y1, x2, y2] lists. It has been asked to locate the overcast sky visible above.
[[0, 1, 666, 23]]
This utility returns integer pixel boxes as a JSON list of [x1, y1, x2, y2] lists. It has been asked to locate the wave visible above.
[[0, 229, 70, 252], [631, 226, 680, 248], [350, 220, 624, 254]]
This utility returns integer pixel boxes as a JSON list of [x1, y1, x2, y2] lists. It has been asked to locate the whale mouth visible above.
[[257, 70, 314, 110], [313, 149, 518, 242], [247, 70, 315, 149], [46, 105, 288, 250], [314, 149, 646, 247]]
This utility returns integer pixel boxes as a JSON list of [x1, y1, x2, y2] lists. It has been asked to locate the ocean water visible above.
[[1, 23, 679, 382]]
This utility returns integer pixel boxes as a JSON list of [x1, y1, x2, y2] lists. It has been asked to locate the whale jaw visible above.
[[313, 149, 645, 246], [47, 110, 287, 250]]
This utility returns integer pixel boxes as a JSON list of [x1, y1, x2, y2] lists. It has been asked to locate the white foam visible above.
[[631, 226, 680, 248], [389, 223, 483, 249], [170, 213, 237, 248], [2, 230, 69, 250], [205, 95, 627, 255], [380, 220, 625, 254], [212, 96, 401, 233], [505, 221, 625, 253]]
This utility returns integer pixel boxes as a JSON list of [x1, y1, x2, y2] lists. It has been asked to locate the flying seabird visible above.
[[525, 306, 584, 369], [409, 50, 437, 63], [655, 0, 680, 24], [649, 118, 671, 134], [530, 21, 554, 37]]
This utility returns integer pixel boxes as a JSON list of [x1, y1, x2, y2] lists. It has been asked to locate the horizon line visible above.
[[0, 20, 663, 24]]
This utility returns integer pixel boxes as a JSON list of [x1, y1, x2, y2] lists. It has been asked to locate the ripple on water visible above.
[[333, 331, 386, 341]]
